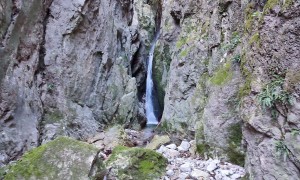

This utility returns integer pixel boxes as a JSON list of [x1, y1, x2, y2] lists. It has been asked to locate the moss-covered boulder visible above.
[[2, 136, 105, 180], [145, 135, 170, 150], [106, 146, 167, 180]]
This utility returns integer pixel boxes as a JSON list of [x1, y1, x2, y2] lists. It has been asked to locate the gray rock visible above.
[[207, 161, 218, 172], [178, 141, 191, 152], [220, 169, 230, 176], [166, 144, 177, 150], [164, 149, 180, 159], [230, 174, 241, 179], [180, 163, 192, 172], [178, 172, 189, 180], [157, 145, 168, 154], [190, 169, 210, 179], [166, 169, 175, 176]]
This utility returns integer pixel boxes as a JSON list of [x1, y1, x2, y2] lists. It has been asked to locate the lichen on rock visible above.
[[3, 137, 102, 180], [106, 146, 167, 180]]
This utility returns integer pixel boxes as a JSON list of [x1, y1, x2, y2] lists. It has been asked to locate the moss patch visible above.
[[157, 121, 173, 133], [226, 123, 245, 166], [249, 32, 260, 46], [263, 0, 280, 14], [153, 44, 172, 109], [228, 124, 243, 146], [179, 48, 189, 58], [283, 0, 294, 10], [44, 110, 64, 124], [196, 143, 211, 156], [227, 144, 245, 166], [244, 3, 255, 32], [4, 137, 98, 180], [106, 146, 167, 180], [176, 36, 188, 49], [210, 62, 233, 86]]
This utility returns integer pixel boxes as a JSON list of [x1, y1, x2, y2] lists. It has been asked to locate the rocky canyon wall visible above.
[[157, 0, 300, 179], [0, 0, 160, 166]]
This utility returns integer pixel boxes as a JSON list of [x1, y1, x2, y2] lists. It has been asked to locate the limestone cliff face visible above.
[[157, 0, 300, 179], [0, 0, 159, 166]]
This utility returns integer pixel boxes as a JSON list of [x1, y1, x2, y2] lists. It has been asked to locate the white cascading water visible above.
[[146, 32, 160, 125]]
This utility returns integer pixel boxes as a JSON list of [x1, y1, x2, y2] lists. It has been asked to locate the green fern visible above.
[[258, 77, 291, 109]]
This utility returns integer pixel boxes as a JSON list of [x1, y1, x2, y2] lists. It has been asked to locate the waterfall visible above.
[[146, 32, 160, 125]]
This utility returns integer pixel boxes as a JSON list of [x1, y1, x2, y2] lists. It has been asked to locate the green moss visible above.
[[244, 3, 255, 32], [5, 143, 48, 179], [176, 36, 188, 48], [139, 160, 155, 174], [179, 48, 189, 58], [238, 78, 251, 99], [227, 144, 245, 166], [283, 0, 294, 9], [263, 0, 280, 14], [106, 146, 167, 180], [249, 32, 260, 46], [153, 44, 172, 109], [157, 121, 172, 133], [106, 146, 130, 164], [238, 52, 252, 99], [228, 124, 242, 146], [4, 137, 98, 180], [226, 123, 245, 166], [210, 62, 233, 86], [196, 143, 210, 156], [201, 21, 210, 37]]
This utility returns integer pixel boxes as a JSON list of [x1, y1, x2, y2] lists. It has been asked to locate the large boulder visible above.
[[2, 137, 105, 180], [106, 146, 167, 180]]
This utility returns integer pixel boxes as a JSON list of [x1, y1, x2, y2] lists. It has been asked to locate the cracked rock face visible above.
[[157, 0, 300, 179], [0, 0, 159, 166]]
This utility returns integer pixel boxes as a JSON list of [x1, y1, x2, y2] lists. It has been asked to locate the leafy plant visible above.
[[258, 76, 291, 110], [291, 129, 300, 136], [275, 140, 289, 161], [47, 84, 55, 92], [232, 54, 241, 63], [222, 33, 241, 53]]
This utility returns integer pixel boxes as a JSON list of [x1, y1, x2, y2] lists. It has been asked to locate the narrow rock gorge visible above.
[[0, 0, 300, 179]]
